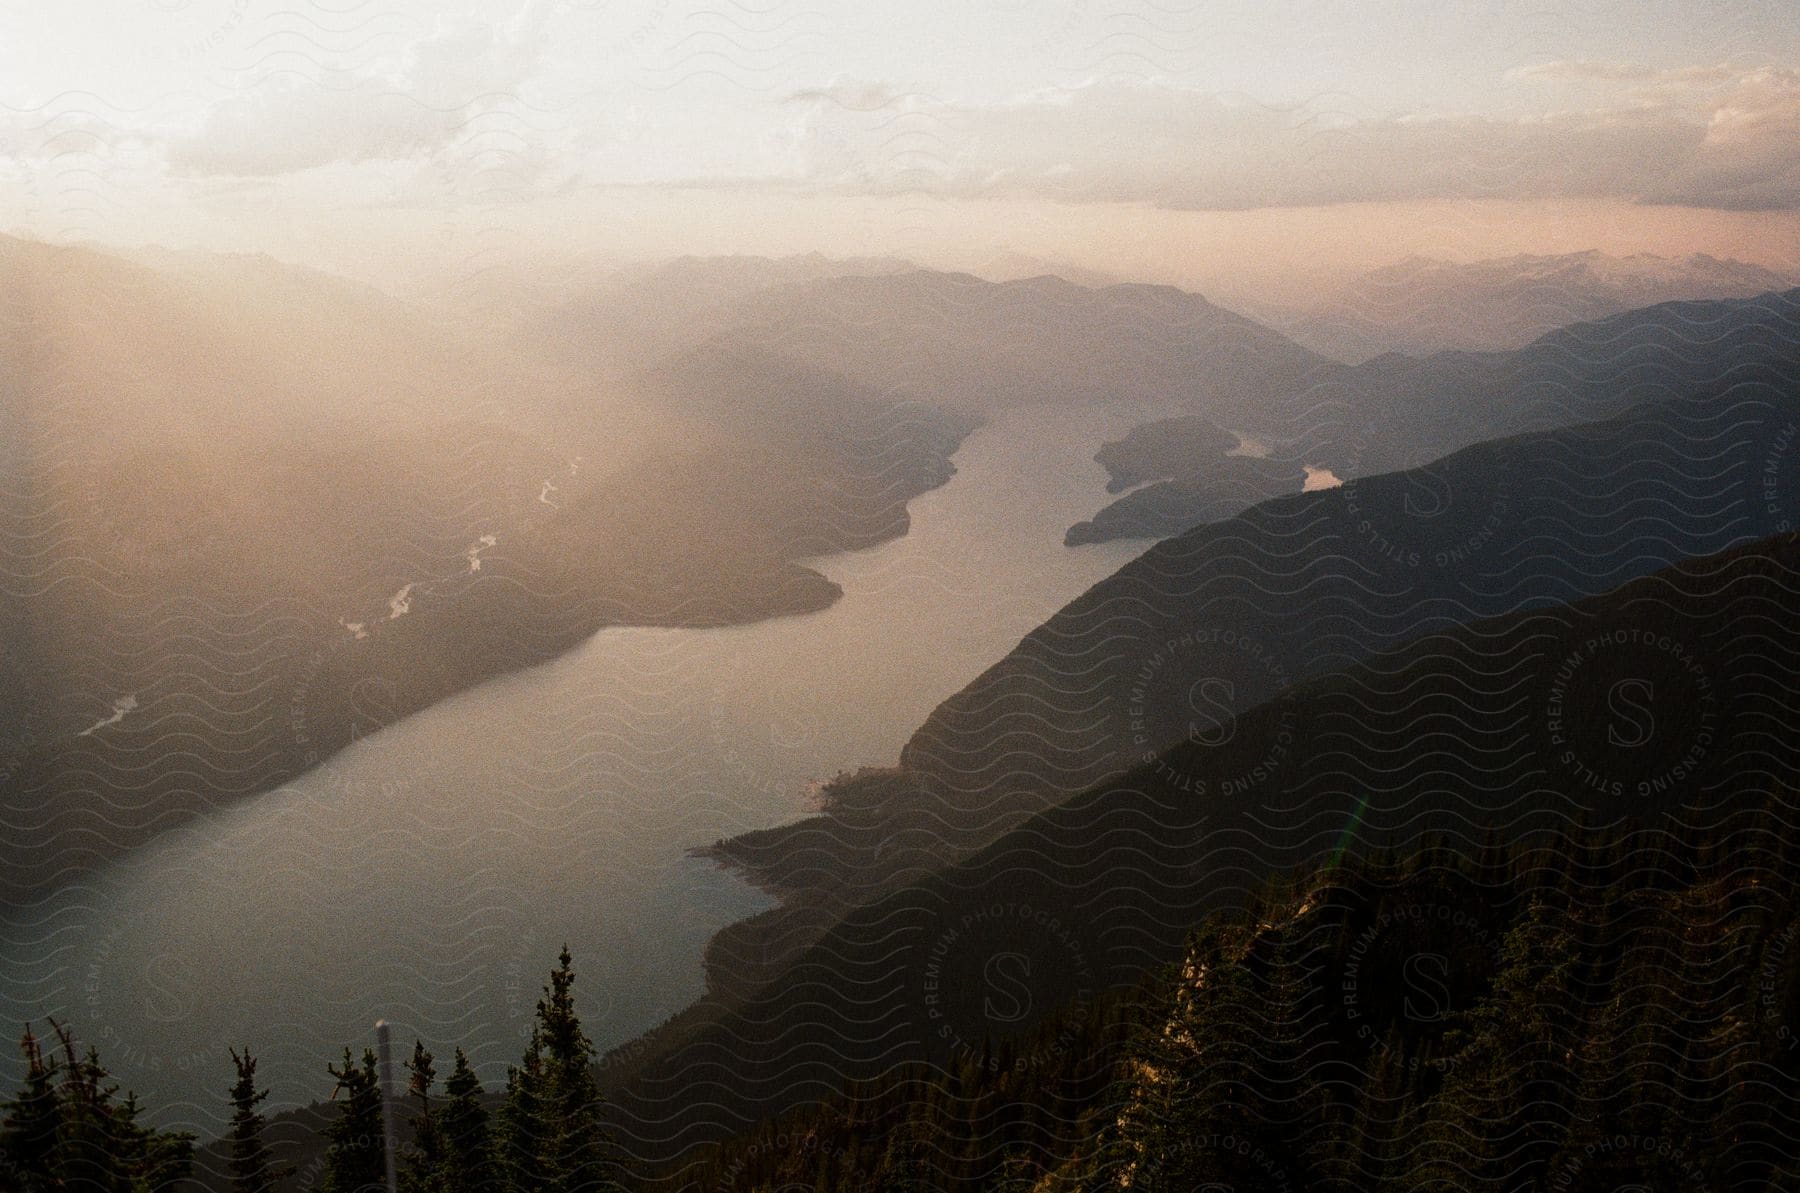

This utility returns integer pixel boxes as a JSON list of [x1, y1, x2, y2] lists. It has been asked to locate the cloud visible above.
[[778, 69, 1800, 212], [166, 12, 550, 179], [67, 23, 1800, 218], [1514, 60, 1741, 87], [1642, 67, 1800, 209], [786, 78, 908, 113], [167, 81, 463, 177]]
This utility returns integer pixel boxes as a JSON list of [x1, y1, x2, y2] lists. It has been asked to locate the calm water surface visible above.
[[0, 404, 1146, 1129]]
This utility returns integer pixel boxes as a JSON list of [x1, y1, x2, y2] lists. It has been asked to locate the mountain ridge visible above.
[[1266, 248, 1797, 363], [598, 526, 1800, 1162], [1068, 285, 1800, 544]]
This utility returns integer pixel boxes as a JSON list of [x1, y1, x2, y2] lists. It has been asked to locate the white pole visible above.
[[375, 1020, 398, 1193]]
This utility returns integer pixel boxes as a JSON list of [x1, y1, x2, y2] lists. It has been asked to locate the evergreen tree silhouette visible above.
[[496, 948, 621, 1192], [401, 1040, 446, 1193], [497, 1030, 546, 1193], [438, 1048, 499, 1193], [322, 1047, 387, 1193], [228, 1046, 292, 1193], [0, 1026, 60, 1190], [0, 1021, 193, 1192], [534, 946, 619, 1193]]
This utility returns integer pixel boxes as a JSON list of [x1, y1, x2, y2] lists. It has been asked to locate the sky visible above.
[[0, 0, 1794, 295]]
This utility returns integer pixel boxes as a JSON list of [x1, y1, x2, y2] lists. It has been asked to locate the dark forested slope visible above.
[[604, 530, 1800, 1163]]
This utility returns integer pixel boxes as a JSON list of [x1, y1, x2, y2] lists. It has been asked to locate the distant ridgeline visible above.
[[610, 529, 1800, 1177], [1068, 287, 1800, 544]]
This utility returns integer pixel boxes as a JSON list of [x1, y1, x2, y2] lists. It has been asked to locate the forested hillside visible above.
[[667, 802, 1800, 1191], [596, 530, 1800, 1165]]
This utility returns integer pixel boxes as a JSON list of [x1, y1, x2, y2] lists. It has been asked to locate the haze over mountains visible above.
[[1071, 287, 1800, 544], [0, 238, 974, 901], [10, 0, 1800, 1185], [4, 233, 1798, 1190], [523, 253, 918, 378], [526, 251, 1800, 555], [531, 260, 1335, 427], [1264, 250, 1797, 363], [5, 239, 1790, 903]]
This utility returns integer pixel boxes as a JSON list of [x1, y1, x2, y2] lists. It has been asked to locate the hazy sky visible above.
[[1, 0, 1794, 293]]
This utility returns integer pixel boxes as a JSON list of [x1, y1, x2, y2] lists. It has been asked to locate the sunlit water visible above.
[[0, 404, 1146, 1131]]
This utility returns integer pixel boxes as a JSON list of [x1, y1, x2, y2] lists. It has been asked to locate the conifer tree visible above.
[[497, 1031, 546, 1193], [401, 1040, 446, 1193], [0, 1026, 61, 1191], [50, 1040, 119, 1190], [438, 1048, 499, 1193], [536, 947, 616, 1192], [117, 1090, 198, 1192], [228, 1046, 292, 1193], [323, 1047, 387, 1193], [499, 947, 619, 1193], [0, 1021, 194, 1193]]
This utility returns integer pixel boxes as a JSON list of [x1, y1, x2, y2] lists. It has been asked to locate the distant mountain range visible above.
[[533, 260, 1336, 427], [535, 252, 1800, 554], [526, 252, 917, 377], [1071, 286, 1800, 543], [711, 269, 1332, 425], [1265, 250, 1795, 363], [962, 249, 1123, 289]]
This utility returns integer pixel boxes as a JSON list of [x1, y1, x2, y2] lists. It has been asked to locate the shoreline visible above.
[[0, 417, 978, 910]]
